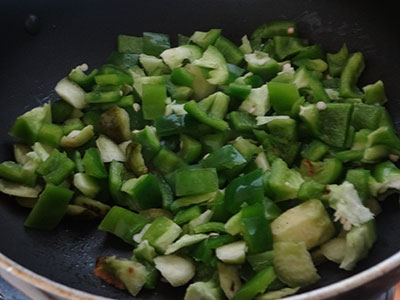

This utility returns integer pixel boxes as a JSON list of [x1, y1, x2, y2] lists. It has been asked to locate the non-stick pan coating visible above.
[[1, 0, 400, 299]]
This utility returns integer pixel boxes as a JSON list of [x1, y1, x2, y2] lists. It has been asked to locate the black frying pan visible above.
[[1, 0, 400, 299]]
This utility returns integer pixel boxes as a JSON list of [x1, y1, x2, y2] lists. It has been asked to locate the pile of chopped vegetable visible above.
[[1, 20, 400, 299]]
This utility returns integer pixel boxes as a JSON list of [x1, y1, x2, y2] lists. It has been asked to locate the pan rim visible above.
[[1, 250, 399, 299]]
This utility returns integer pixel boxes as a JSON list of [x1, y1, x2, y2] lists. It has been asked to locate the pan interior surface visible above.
[[0, 0, 400, 299]]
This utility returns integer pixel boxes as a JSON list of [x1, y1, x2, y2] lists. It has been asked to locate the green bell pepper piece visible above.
[[160, 44, 202, 70], [152, 148, 186, 176], [318, 103, 353, 148], [73, 173, 101, 198], [184, 100, 228, 131], [171, 68, 194, 87], [300, 158, 343, 184], [174, 167, 218, 196], [9, 104, 51, 145], [83, 148, 108, 179], [68, 66, 98, 91], [165, 82, 193, 102], [247, 250, 275, 272], [228, 111, 257, 132], [301, 140, 329, 162], [297, 180, 324, 201], [84, 90, 121, 104], [193, 235, 237, 264], [244, 74, 264, 88], [327, 44, 349, 77], [173, 205, 202, 225], [122, 174, 163, 210], [265, 118, 297, 142], [139, 54, 169, 76], [185, 64, 216, 100], [0, 178, 42, 199], [251, 21, 297, 39], [191, 29, 221, 49], [367, 126, 400, 152], [36, 123, 63, 147], [154, 114, 186, 137], [227, 83, 252, 99], [178, 134, 202, 164], [99, 63, 131, 77], [273, 36, 306, 61], [99, 206, 150, 245], [200, 92, 230, 120], [268, 158, 304, 201], [61, 125, 95, 148], [298, 104, 319, 137], [254, 130, 300, 166], [233, 267, 276, 300], [206, 190, 229, 222], [267, 82, 300, 114], [241, 203, 273, 254], [94, 73, 133, 86], [36, 149, 75, 185], [194, 222, 226, 234], [200, 132, 228, 154], [363, 80, 387, 105], [62, 118, 84, 135], [339, 52, 365, 98], [133, 240, 157, 264], [24, 184, 74, 230], [141, 260, 160, 290], [32, 142, 51, 162], [193, 45, 229, 85], [178, 34, 190, 46], [239, 85, 271, 116], [231, 137, 261, 161], [141, 84, 167, 120], [224, 168, 264, 213], [13, 143, 30, 165], [214, 35, 244, 65], [262, 197, 282, 221], [351, 103, 385, 131], [294, 44, 325, 61], [239, 34, 252, 54], [118, 34, 143, 54], [106, 51, 140, 70], [244, 51, 281, 81], [293, 67, 330, 103], [373, 161, 400, 182], [227, 63, 246, 83], [55, 78, 87, 110], [293, 58, 328, 72], [73, 195, 110, 217], [133, 75, 169, 98], [0, 161, 37, 187], [132, 125, 161, 161], [143, 32, 170, 57], [335, 150, 364, 163], [51, 100, 74, 124], [170, 191, 218, 213], [108, 160, 128, 206], [126, 142, 148, 176], [142, 216, 182, 253], [345, 168, 371, 204], [200, 145, 247, 171]]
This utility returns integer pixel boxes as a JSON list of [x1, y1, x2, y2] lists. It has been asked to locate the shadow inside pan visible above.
[[1, 0, 400, 299]]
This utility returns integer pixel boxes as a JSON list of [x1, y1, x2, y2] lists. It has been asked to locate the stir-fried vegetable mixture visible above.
[[1, 20, 399, 299]]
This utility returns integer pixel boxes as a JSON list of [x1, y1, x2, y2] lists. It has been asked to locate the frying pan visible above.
[[1, 0, 400, 299]]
